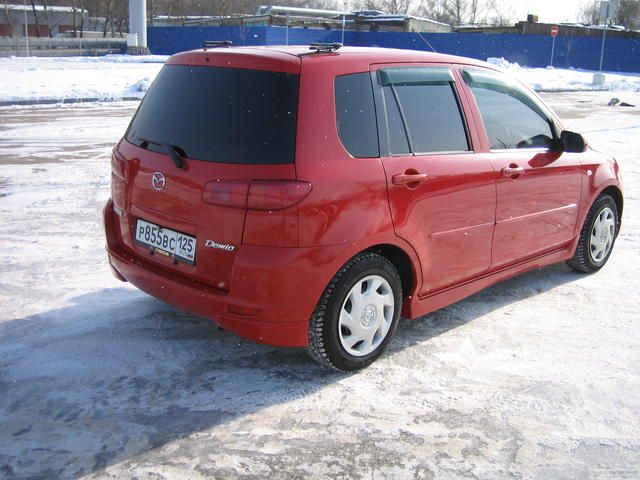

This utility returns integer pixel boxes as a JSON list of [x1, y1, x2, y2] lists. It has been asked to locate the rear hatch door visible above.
[[113, 50, 300, 292]]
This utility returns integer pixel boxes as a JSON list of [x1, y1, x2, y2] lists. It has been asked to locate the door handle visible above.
[[501, 165, 525, 177], [392, 172, 428, 186]]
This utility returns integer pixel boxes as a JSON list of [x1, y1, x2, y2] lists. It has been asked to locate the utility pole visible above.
[[599, 19, 608, 71], [127, 0, 149, 54]]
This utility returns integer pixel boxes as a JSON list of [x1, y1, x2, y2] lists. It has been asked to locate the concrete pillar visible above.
[[127, 0, 150, 55]]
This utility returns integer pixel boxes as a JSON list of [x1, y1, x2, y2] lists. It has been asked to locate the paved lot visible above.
[[0, 93, 639, 479]]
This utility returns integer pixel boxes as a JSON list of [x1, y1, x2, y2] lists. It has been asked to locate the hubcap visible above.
[[589, 207, 615, 263], [338, 275, 394, 357]]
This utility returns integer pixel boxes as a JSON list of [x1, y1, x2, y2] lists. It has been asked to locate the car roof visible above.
[[166, 45, 495, 74]]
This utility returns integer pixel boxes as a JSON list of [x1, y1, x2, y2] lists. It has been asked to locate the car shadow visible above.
[[0, 262, 581, 479]]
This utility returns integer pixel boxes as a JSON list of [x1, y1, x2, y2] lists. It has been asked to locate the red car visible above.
[[104, 44, 622, 371]]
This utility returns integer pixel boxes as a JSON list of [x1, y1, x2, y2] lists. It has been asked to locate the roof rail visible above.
[[309, 42, 342, 53], [202, 40, 232, 50]]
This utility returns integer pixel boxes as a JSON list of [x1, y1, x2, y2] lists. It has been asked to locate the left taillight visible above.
[[111, 148, 128, 181]]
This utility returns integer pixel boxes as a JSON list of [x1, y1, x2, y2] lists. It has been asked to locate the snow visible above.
[[0, 55, 167, 104], [488, 57, 640, 92], [1, 54, 639, 105], [0, 92, 639, 478]]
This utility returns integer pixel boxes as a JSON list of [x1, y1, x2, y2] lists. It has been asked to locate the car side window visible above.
[[462, 68, 555, 150], [378, 67, 469, 155], [335, 72, 380, 158]]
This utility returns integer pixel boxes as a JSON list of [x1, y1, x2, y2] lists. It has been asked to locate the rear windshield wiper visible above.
[[137, 137, 186, 169]]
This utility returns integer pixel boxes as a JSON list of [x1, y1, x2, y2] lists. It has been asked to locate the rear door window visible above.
[[335, 73, 380, 158], [126, 65, 299, 164], [462, 68, 555, 150], [378, 67, 469, 155]]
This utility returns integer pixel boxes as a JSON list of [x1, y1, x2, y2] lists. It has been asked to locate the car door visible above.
[[459, 67, 582, 268], [372, 64, 496, 296]]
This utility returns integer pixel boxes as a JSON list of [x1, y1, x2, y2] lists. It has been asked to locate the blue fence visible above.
[[148, 26, 640, 73]]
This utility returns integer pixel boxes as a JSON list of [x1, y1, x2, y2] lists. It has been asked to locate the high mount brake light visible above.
[[203, 180, 312, 211]]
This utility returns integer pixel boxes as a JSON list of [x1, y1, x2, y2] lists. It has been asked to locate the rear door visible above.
[[372, 64, 496, 296], [112, 59, 300, 292], [459, 67, 582, 268]]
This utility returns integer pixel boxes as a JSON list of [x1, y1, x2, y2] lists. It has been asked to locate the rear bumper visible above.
[[104, 200, 342, 347]]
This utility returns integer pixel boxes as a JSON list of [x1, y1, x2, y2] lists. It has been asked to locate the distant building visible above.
[[0, 4, 89, 37], [455, 17, 640, 38], [152, 5, 452, 33]]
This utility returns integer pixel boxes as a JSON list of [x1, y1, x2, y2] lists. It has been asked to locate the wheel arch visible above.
[[363, 243, 417, 299], [600, 185, 623, 224]]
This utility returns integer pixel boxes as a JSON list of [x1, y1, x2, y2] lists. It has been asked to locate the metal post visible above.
[[550, 36, 556, 67], [23, 0, 30, 56], [285, 13, 289, 46], [599, 21, 608, 71], [341, 14, 345, 45]]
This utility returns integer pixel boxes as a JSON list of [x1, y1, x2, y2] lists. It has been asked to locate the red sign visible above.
[[550, 25, 559, 37]]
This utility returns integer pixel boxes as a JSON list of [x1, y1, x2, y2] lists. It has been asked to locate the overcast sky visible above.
[[497, 0, 587, 24]]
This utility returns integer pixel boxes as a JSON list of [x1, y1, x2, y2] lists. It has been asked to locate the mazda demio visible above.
[[104, 43, 622, 371]]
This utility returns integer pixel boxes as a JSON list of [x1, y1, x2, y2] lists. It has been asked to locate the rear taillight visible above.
[[202, 181, 250, 209], [203, 180, 312, 211]]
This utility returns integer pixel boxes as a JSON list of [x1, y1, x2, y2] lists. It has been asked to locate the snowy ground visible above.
[[1, 54, 639, 105], [0, 89, 639, 478], [0, 55, 166, 104], [487, 57, 640, 92]]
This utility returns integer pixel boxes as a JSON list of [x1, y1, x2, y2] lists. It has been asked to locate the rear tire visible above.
[[307, 253, 402, 372], [567, 194, 618, 273]]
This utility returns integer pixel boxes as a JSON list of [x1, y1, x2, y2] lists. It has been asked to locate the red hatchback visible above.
[[104, 44, 622, 371]]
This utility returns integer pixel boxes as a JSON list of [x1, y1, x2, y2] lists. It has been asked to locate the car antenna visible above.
[[202, 40, 232, 50], [414, 32, 437, 53]]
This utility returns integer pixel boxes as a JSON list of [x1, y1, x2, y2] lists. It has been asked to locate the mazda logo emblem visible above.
[[152, 172, 166, 191]]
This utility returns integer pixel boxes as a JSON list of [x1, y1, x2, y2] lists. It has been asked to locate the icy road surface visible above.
[[0, 93, 639, 479]]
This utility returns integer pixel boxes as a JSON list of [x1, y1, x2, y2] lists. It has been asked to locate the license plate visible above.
[[135, 219, 196, 265]]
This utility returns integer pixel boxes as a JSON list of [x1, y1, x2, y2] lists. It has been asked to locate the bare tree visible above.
[[2, 0, 19, 37], [484, 0, 514, 26], [416, 0, 498, 25], [29, 0, 41, 37], [416, 0, 451, 23], [357, 0, 412, 14], [615, 0, 640, 30], [103, 0, 112, 37], [576, 0, 600, 24]]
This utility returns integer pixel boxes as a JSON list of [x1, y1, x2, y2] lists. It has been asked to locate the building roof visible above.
[[5, 4, 87, 14]]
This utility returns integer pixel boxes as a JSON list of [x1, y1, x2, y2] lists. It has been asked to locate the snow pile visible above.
[[0, 55, 167, 104], [487, 57, 640, 92]]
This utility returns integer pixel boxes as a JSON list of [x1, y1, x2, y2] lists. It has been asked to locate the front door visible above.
[[373, 64, 496, 296], [460, 67, 582, 268]]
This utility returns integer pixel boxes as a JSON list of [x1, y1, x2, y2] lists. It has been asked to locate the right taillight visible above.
[[203, 180, 312, 211], [203, 180, 313, 248]]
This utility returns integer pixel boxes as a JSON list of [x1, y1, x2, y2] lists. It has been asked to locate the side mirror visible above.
[[561, 130, 586, 153]]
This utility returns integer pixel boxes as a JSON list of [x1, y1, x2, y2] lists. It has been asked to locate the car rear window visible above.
[[125, 65, 299, 164], [335, 73, 379, 158]]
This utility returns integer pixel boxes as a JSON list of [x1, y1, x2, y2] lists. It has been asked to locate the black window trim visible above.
[[371, 65, 474, 158]]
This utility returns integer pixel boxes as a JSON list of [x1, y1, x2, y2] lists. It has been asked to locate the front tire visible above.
[[567, 194, 619, 273], [307, 253, 402, 372]]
